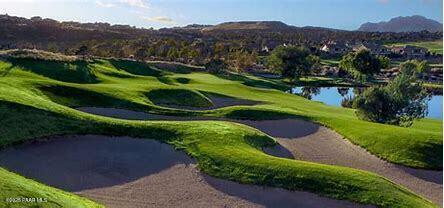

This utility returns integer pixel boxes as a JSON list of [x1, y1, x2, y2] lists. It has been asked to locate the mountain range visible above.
[[358, 15, 443, 33]]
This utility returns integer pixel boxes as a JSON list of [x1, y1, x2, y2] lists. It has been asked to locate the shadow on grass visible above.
[[0, 64, 14, 77], [146, 88, 213, 108], [215, 73, 290, 91], [147, 62, 204, 74], [39, 85, 152, 112], [108, 59, 164, 77], [7, 58, 98, 83], [223, 108, 301, 121], [157, 76, 177, 85], [407, 141, 443, 171]]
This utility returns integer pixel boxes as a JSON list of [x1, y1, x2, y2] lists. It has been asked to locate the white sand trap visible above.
[[0, 135, 369, 208], [77, 107, 443, 205]]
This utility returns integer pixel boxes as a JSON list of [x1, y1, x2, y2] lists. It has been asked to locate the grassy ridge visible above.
[[386, 40, 443, 54], [0, 168, 102, 208], [0, 57, 441, 207]]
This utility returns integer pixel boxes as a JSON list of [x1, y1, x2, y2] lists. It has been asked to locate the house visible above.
[[352, 43, 391, 56], [391, 45, 428, 59], [261, 46, 269, 53], [320, 41, 350, 55]]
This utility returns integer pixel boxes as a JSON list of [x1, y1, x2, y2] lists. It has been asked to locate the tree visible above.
[[134, 48, 147, 61], [167, 47, 179, 60], [299, 87, 320, 100], [353, 61, 429, 126], [339, 49, 383, 81], [378, 56, 391, 69], [399, 60, 429, 79], [266, 46, 318, 80], [232, 50, 257, 72], [205, 59, 227, 74], [75, 45, 88, 57]]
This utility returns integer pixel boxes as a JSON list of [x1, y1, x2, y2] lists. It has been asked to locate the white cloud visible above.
[[141, 16, 174, 24], [120, 0, 148, 9], [96, 1, 116, 8]]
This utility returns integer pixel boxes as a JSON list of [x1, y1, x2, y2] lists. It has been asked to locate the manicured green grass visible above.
[[424, 82, 443, 90], [320, 58, 341, 66], [0, 168, 102, 208], [0, 57, 441, 207], [146, 88, 213, 107], [295, 76, 366, 87], [386, 40, 443, 54]]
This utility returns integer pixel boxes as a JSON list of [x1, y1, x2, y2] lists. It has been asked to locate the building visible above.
[[320, 41, 350, 55], [352, 43, 391, 56], [391, 45, 428, 59]]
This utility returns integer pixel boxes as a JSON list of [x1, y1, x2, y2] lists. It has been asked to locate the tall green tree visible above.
[[266, 46, 318, 80], [340, 49, 385, 81]]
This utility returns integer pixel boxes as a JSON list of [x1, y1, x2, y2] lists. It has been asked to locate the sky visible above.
[[0, 0, 442, 30]]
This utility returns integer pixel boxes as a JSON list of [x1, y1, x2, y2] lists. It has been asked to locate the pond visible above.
[[292, 87, 443, 119]]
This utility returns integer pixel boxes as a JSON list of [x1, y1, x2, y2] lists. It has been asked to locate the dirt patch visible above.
[[0, 135, 368, 208], [76, 107, 443, 206]]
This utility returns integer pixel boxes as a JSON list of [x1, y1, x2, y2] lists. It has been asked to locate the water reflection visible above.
[[299, 87, 320, 100], [292, 86, 442, 119], [337, 87, 349, 97]]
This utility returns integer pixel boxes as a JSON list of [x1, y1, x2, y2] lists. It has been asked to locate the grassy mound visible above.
[[0, 168, 102, 208], [6, 58, 98, 83], [146, 88, 213, 108], [39, 85, 148, 110], [147, 61, 204, 74], [107, 59, 163, 77], [175, 77, 191, 84], [386, 40, 443, 54], [222, 107, 298, 120], [0, 49, 78, 61]]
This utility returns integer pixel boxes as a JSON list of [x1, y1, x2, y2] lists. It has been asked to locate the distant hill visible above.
[[202, 21, 294, 31], [358, 15, 443, 33], [0, 14, 441, 62]]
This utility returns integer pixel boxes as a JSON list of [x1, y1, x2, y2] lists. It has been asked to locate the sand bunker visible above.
[[76, 107, 443, 205], [161, 94, 262, 110], [0, 135, 368, 208]]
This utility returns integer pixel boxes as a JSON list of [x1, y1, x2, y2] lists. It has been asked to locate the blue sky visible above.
[[0, 0, 442, 30]]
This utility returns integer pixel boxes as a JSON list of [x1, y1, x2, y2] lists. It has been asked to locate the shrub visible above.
[[353, 61, 429, 126]]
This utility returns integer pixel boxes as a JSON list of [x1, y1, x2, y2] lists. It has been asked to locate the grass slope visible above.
[[386, 40, 443, 54], [0, 168, 102, 208], [146, 89, 213, 107], [0, 57, 441, 207]]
